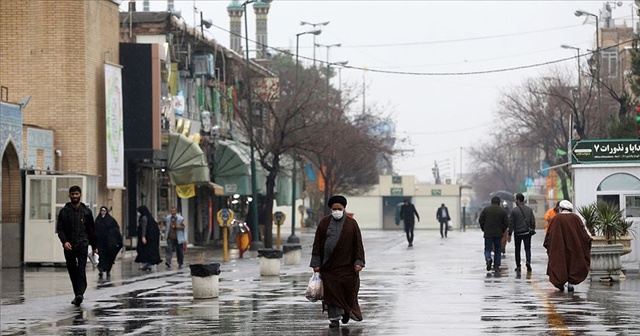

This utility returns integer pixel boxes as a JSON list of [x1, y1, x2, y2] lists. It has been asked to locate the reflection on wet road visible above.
[[3, 230, 640, 335]]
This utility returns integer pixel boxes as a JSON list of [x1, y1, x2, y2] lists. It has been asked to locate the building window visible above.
[[597, 173, 640, 191], [602, 47, 618, 78], [596, 173, 640, 217]]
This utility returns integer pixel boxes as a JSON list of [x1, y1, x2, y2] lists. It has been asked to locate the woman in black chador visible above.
[[95, 206, 123, 278], [135, 205, 162, 271]]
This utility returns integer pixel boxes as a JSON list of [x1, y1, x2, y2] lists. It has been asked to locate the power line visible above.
[[208, 21, 634, 77], [340, 24, 584, 48], [405, 123, 490, 135]]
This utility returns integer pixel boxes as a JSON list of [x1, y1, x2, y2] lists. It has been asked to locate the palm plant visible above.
[[576, 202, 598, 236], [577, 201, 633, 243]]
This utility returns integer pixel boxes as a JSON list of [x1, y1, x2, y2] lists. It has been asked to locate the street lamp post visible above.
[[300, 20, 329, 67], [316, 43, 341, 92], [242, 0, 263, 249], [327, 61, 348, 98], [287, 28, 322, 244], [575, 10, 600, 114], [561, 44, 581, 96]]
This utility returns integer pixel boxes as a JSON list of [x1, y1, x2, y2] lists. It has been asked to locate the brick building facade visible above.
[[0, 0, 123, 266]]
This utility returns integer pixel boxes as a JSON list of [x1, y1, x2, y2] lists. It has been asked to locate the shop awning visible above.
[[214, 140, 266, 195], [167, 133, 210, 185]]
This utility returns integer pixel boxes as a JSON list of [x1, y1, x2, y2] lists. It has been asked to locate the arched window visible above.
[[597, 173, 640, 218], [597, 173, 640, 191]]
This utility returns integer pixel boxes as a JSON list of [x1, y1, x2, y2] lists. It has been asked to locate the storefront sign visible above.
[[431, 189, 442, 196], [390, 187, 403, 196], [572, 139, 640, 164]]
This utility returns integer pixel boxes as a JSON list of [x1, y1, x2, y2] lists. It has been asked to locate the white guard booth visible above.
[[24, 174, 98, 265], [572, 139, 640, 265]]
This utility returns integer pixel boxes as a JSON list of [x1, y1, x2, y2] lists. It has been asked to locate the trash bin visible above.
[[189, 263, 221, 299], [282, 244, 302, 265], [258, 249, 283, 276]]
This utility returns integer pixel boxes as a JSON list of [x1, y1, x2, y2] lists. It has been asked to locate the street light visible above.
[[242, 0, 263, 249], [327, 61, 348, 96], [575, 9, 600, 114], [316, 43, 342, 94], [198, 11, 213, 36], [287, 28, 322, 244], [300, 20, 329, 66], [560, 44, 581, 96]]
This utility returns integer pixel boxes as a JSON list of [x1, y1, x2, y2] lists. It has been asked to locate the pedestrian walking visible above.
[[135, 205, 162, 271], [544, 201, 561, 233], [543, 200, 592, 292], [56, 185, 97, 306], [508, 193, 536, 273], [164, 207, 185, 269], [479, 196, 509, 273], [400, 198, 420, 247], [310, 195, 365, 329], [436, 203, 451, 238], [95, 206, 123, 278], [500, 201, 510, 257]]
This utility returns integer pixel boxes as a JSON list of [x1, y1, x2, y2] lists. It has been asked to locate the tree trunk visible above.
[[263, 163, 278, 249], [558, 167, 570, 200]]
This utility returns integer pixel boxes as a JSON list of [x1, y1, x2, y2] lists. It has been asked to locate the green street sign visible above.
[[390, 187, 403, 196], [571, 139, 640, 164], [431, 189, 442, 196]]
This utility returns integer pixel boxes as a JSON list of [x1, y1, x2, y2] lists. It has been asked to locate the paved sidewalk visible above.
[[3, 228, 640, 335]]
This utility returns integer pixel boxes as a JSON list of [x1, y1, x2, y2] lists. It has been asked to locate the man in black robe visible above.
[[310, 195, 365, 329]]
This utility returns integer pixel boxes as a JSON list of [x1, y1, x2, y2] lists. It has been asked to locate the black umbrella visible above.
[[490, 190, 516, 203]]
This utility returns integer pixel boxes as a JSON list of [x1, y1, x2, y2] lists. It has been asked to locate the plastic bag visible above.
[[305, 272, 324, 302], [87, 247, 99, 267]]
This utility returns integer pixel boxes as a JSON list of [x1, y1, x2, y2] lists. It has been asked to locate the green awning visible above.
[[214, 140, 266, 195], [167, 133, 210, 185]]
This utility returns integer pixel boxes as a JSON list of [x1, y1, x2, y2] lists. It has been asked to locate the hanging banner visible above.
[[104, 63, 125, 189]]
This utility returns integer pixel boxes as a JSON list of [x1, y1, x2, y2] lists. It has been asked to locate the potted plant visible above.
[[577, 202, 633, 241], [576, 201, 634, 282]]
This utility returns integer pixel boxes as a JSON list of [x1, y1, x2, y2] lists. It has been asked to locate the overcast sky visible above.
[[121, 0, 636, 182]]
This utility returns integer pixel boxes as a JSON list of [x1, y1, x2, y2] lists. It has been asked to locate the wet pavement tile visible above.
[[3, 230, 640, 335]]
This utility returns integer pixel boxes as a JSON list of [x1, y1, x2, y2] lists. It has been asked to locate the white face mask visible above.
[[331, 210, 344, 220]]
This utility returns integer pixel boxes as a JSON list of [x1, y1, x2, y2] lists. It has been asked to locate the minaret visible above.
[[227, 0, 244, 54], [253, 0, 272, 59]]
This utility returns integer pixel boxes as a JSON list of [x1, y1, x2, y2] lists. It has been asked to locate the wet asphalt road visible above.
[[2, 228, 640, 336]]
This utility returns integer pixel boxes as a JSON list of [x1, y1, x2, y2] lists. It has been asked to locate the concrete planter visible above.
[[590, 243, 623, 282], [283, 244, 302, 265], [258, 249, 283, 276], [189, 263, 221, 299]]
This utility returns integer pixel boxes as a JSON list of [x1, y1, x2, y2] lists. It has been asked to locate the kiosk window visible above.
[[597, 173, 640, 191], [625, 195, 640, 218], [29, 179, 52, 220]]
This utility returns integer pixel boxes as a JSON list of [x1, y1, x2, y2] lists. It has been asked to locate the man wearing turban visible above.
[[543, 200, 592, 292], [310, 195, 366, 329]]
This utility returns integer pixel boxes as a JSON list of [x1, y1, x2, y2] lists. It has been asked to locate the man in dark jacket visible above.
[[479, 196, 509, 273], [508, 193, 536, 273], [56, 185, 97, 306], [436, 203, 451, 238], [400, 199, 420, 247]]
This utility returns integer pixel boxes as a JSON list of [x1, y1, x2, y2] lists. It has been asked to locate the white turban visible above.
[[559, 200, 573, 211]]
